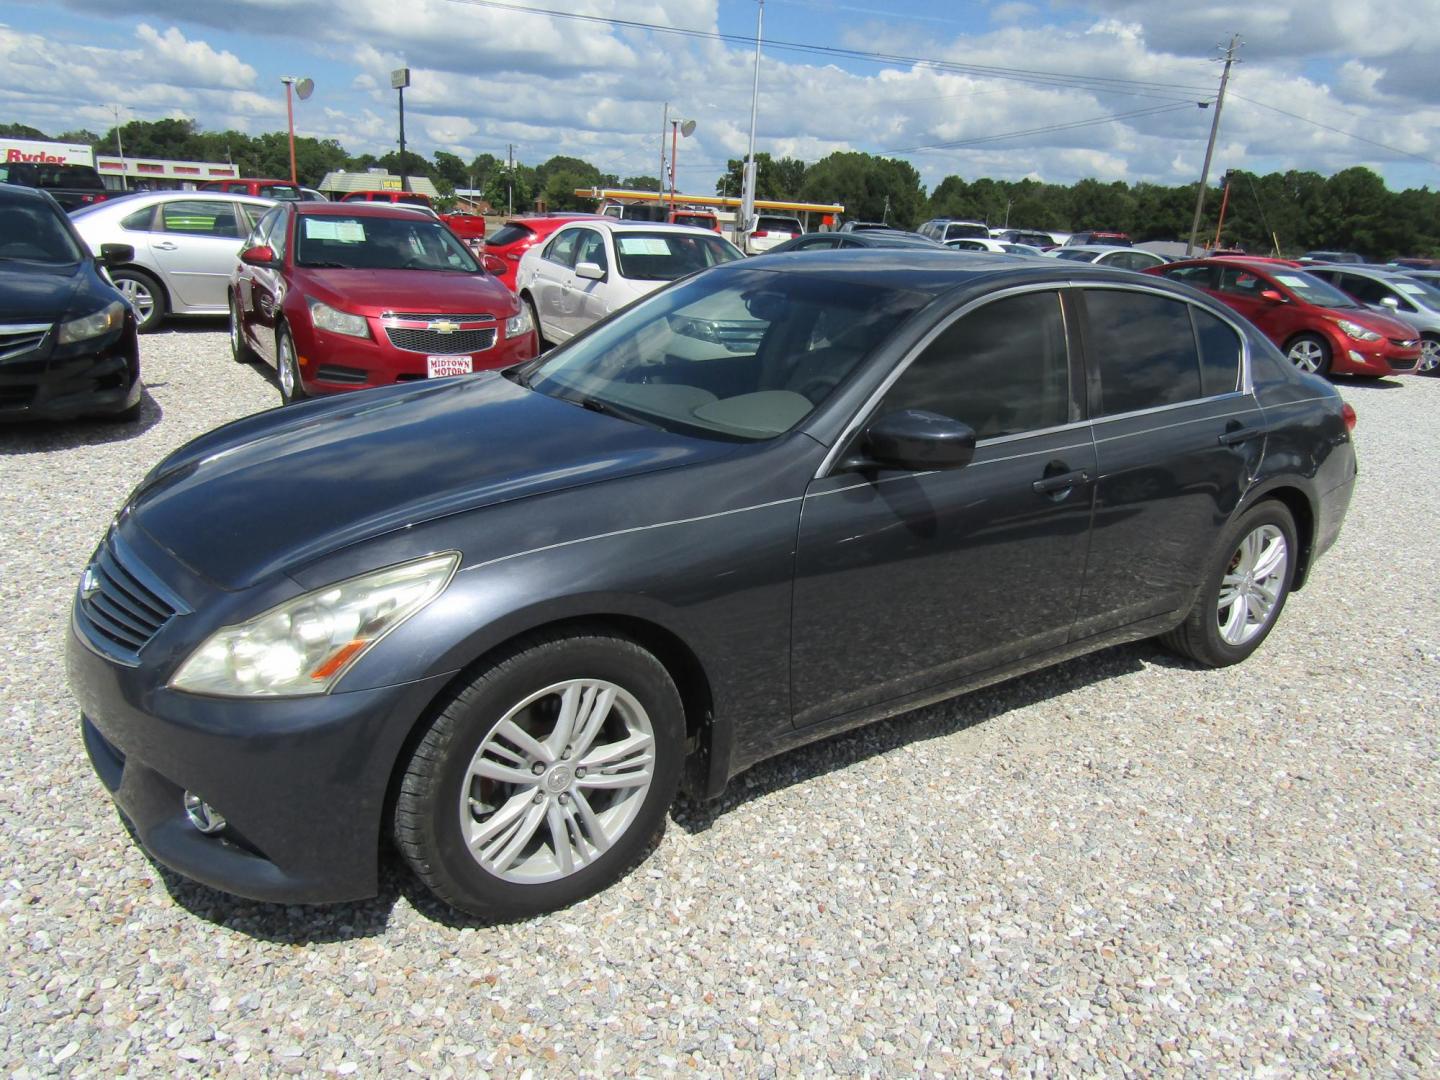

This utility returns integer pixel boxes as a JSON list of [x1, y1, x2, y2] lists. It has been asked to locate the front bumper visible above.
[[68, 620, 455, 904], [1331, 337, 1421, 376], [0, 324, 140, 420]]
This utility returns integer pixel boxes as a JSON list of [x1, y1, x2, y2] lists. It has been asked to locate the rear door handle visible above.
[[152, 241, 179, 251], [1032, 469, 1090, 494], [1218, 426, 1267, 446]]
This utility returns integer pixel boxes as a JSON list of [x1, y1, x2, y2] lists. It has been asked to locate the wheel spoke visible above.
[[545, 683, 584, 757], [1252, 537, 1286, 581], [570, 789, 613, 855], [481, 800, 548, 874], [494, 718, 552, 764], [576, 768, 652, 791], [470, 757, 540, 787], [1220, 593, 1248, 643], [465, 789, 535, 851], [545, 800, 575, 876], [580, 731, 653, 770], [570, 685, 617, 759]]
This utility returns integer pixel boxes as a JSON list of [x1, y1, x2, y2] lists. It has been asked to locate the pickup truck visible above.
[[337, 190, 486, 251], [0, 162, 110, 211]]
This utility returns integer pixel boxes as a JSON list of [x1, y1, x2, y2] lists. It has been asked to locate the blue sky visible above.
[[4, 1, 1437, 193]]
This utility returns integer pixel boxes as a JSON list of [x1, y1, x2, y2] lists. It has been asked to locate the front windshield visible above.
[[1268, 270, 1360, 309], [1394, 277, 1440, 309], [294, 213, 479, 271], [614, 231, 741, 281], [524, 266, 927, 443], [0, 200, 84, 264]]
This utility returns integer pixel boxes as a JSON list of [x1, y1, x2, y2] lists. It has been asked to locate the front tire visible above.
[[523, 294, 546, 350], [229, 294, 256, 363], [1286, 333, 1332, 376], [1160, 501, 1298, 668], [276, 324, 307, 404], [394, 630, 684, 920], [110, 268, 166, 333], [1419, 334, 1440, 375]]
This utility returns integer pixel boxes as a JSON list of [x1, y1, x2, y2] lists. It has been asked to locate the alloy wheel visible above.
[[1420, 338, 1439, 374], [1287, 339, 1325, 373], [278, 333, 296, 398], [460, 679, 656, 884], [116, 278, 155, 322], [1216, 523, 1288, 646]]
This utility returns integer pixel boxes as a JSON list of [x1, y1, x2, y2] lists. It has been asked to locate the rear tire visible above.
[[110, 268, 166, 333], [523, 295, 546, 350], [1285, 333, 1331, 376], [1160, 501, 1298, 668], [393, 629, 684, 920]]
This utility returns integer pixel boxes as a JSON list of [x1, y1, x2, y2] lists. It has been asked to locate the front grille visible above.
[[386, 312, 494, 322], [1390, 338, 1419, 348], [1389, 357, 1418, 371], [76, 534, 179, 663], [314, 364, 368, 385], [0, 322, 51, 362], [385, 326, 496, 354]]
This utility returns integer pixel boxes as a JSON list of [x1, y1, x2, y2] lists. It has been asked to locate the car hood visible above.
[[0, 262, 83, 322], [125, 374, 734, 590], [303, 268, 517, 316], [1326, 306, 1419, 338]]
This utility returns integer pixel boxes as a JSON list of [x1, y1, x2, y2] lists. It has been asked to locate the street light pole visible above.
[[111, 105, 127, 191], [281, 77, 298, 185], [391, 68, 411, 193], [739, 0, 765, 245]]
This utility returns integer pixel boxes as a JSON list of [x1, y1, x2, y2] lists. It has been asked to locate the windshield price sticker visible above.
[[1276, 275, 1308, 287], [427, 356, 473, 378], [617, 237, 673, 256]]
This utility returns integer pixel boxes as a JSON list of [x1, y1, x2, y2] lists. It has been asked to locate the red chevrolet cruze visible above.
[[482, 214, 603, 292], [229, 202, 537, 403], [1147, 257, 1422, 377]]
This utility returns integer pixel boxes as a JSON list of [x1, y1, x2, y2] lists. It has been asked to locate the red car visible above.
[[229, 201, 537, 404], [482, 214, 603, 292], [200, 178, 302, 200], [339, 190, 486, 250], [1147, 257, 1423, 377]]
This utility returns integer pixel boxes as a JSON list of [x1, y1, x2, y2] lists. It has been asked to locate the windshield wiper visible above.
[[298, 261, 352, 269], [559, 392, 660, 430]]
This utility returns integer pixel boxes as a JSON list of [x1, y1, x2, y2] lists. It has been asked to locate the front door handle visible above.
[[1032, 469, 1090, 495], [152, 241, 179, 251]]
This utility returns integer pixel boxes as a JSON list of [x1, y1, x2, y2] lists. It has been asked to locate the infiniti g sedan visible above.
[[69, 252, 1357, 919]]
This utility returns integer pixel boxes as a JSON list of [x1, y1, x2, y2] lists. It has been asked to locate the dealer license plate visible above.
[[426, 356, 474, 378]]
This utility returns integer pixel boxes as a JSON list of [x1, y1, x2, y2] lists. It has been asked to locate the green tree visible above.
[[0, 122, 50, 139], [715, 153, 807, 201], [431, 150, 469, 191], [799, 151, 925, 228], [622, 175, 661, 191]]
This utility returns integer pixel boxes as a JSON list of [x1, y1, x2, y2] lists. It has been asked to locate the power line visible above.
[[883, 102, 1203, 155], [442, 0, 1215, 103], [1228, 93, 1440, 168]]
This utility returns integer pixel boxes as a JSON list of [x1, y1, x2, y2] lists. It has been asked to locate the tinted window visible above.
[[486, 222, 535, 247], [160, 200, 246, 238], [1086, 290, 1200, 415], [251, 206, 282, 249], [943, 223, 989, 240], [545, 228, 583, 267], [1163, 264, 1215, 288], [613, 231, 741, 281], [1107, 251, 1162, 270], [0, 199, 84, 263], [795, 236, 840, 250], [121, 206, 155, 232], [574, 230, 607, 271], [1054, 249, 1097, 262], [1193, 308, 1243, 396], [882, 291, 1070, 440], [756, 216, 801, 234], [294, 213, 476, 271]]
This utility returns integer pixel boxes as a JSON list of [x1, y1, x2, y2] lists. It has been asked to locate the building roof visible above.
[[317, 171, 439, 197]]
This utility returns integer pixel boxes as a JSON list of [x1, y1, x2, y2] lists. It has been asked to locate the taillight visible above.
[[752, 229, 768, 237], [1342, 402, 1357, 432], [81, 193, 107, 204]]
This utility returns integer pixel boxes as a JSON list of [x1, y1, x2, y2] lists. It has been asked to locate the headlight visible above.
[[505, 305, 533, 337], [1335, 319, 1382, 342], [57, 300, 126, 344], [170, 552, 459, 697], [308, 297, 370, 338]]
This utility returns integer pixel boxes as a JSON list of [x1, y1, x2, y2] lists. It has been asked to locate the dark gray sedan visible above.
[[69, 252, 1357, 919]]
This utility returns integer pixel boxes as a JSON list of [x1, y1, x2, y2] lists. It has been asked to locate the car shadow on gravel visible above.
[[0, 388, 163, 454], [671, 640, 1152, 833], [1330, 375, 1406, 390]]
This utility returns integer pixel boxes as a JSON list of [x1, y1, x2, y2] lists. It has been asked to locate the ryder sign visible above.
[[1, 139, 95, 167]]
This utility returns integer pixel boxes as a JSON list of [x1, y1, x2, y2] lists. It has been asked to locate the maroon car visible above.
[[229, 202, 537, 404], [482, 214, 603, 292], [339, 190, 486, 251], [1147, 257, 1422, 377]]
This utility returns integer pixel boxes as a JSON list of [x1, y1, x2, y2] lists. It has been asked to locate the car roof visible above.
[[1054, 244, 1134, 254], [294, 201, 437, 220], [0, 183, 56, 206], [583, 219, 730, 235], [104, 190, 276, 207]]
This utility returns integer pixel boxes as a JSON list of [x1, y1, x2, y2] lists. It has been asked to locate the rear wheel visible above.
[[393, 630, 684, 919], [1419, 334, 1440, 375], [1160, 501, 1298, 668], [1285, 334, 1331, 376], [276, 325, 307, 404], [110, 269, 166, 333]]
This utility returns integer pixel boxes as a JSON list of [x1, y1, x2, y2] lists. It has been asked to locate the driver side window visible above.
[[574, 230, 608, 271], [880, 291, 1071, 440], [545, 228, 583, 268]]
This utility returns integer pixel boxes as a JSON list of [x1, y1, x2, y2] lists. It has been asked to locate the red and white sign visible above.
[[0, 139, 95, 168], [426, 356, 474, 378]]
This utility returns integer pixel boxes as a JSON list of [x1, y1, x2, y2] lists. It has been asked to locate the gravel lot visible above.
[[2, 325, 1437, 1077]]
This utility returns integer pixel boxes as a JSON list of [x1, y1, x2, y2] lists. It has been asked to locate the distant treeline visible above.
[[7, 119, 1436, 257]]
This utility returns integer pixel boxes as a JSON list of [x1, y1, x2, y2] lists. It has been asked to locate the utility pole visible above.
[[507, 143, 514, 216], [1186, 34, 1240, 256], [660, 102, 669, 196], [392, 68, 411, 192], [111, 105, 127, 190], [739, 0, 765, 247]]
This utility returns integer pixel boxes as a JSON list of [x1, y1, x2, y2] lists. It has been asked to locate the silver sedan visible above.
[[70, 191, 275, 331]]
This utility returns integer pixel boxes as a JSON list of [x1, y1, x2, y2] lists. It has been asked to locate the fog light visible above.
[[183, 792, 227, 834], [1347, 350, 1365, 364]]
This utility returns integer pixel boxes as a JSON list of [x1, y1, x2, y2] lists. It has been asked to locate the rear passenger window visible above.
[[1085, 290, 1201, 415], [1192, 308, 1243, 396], [881, 291, 1070, 440]]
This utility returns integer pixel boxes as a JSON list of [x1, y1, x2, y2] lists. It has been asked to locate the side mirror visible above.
[[574, 261, 606, 281], [98, 243, 134, 266], [1259, 289, 1285, 303], [863, 410, 976, 471], [240, 245, 277, 267], [1380, 295, 1400, 309], [481, 253, 507, 275]]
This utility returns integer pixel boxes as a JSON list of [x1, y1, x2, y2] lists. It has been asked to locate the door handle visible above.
[[153, 242, 179, 251], [1032, 469, 1089, 494], [1218, 425, 1268, 446]]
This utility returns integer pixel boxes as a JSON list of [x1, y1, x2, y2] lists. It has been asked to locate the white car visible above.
[[745, 214, 805, 255], [944, 237, 1045, 255], [1047, 245, 1168, 271], [70, 191, 275, 331], [515, 219, 743, 344]]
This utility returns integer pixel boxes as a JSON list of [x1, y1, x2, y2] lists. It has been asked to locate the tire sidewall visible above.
[[112, 269, 164, 333], [1194, 502, 1298, 665], [1287, 333, 1331, 376], [277, 325, 304, 403], [413, 637, 684, 918]]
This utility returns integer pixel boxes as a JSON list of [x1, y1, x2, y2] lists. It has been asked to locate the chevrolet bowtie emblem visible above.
[[431, 320, 460, 334]]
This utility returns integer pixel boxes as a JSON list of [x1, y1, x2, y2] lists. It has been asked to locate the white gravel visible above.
[[2, 325, 1437, 1077]]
